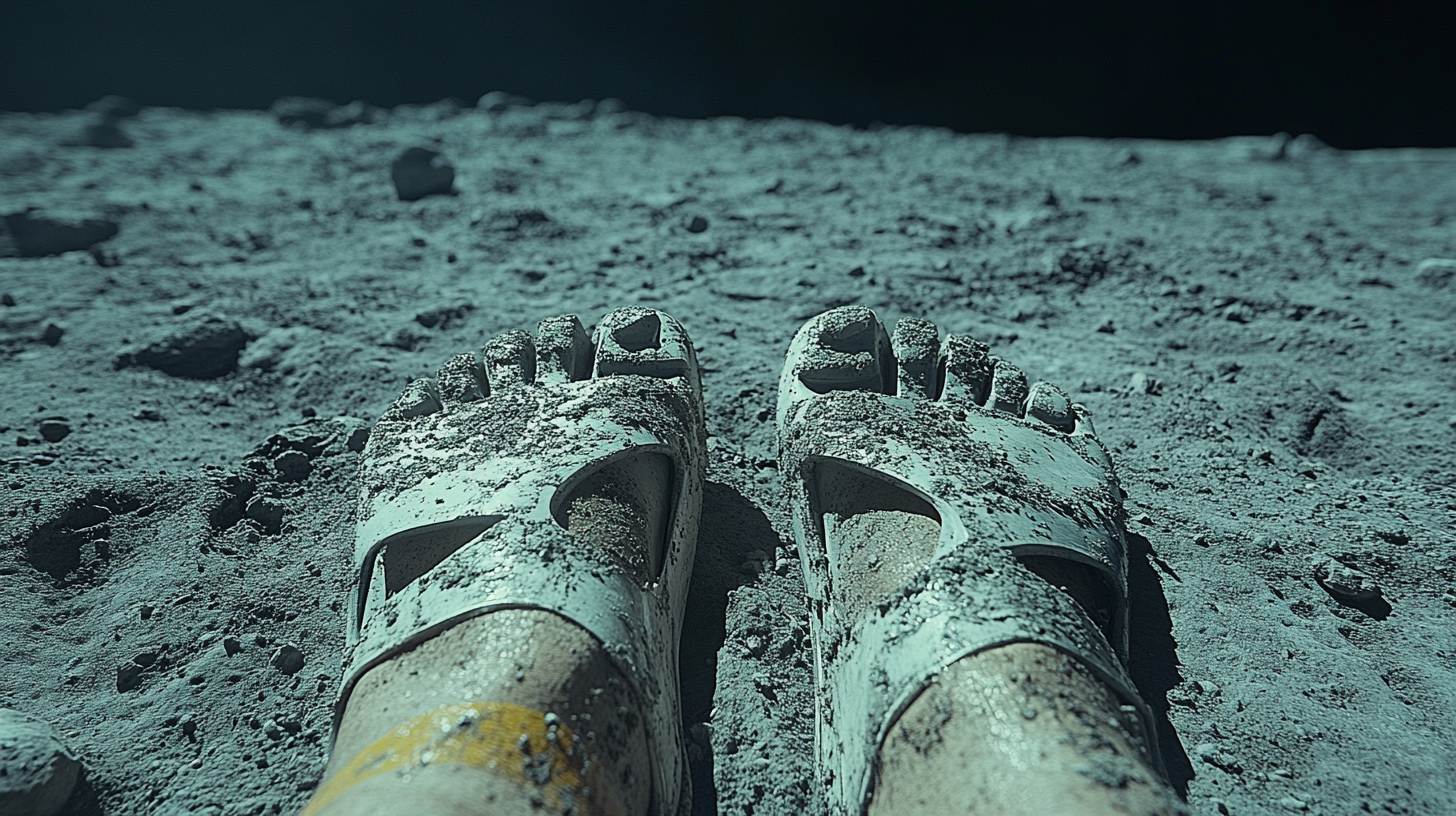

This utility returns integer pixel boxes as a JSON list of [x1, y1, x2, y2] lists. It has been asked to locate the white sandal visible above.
[[776, 306, 1162, 815], [338, 307, 707, 816]]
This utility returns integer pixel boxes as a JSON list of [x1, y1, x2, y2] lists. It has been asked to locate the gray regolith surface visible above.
[[2, 101, 1454, 816]]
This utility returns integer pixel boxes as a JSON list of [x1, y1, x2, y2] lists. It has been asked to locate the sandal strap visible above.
[[341, 393, 703, 816], [785, 401, 1162, 814]]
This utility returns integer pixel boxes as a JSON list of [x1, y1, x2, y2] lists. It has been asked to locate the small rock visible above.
[[134, 407, 163, 422], [67, 116, 134, 149], [37, 419, 70, 443], [270, 645, 305, 676], [414, 303, 473, 330], [116, 664, 145, 692], [390, 147, 456, 202], [344, 426, 370, 453], [273, 450, 312, 482], [0, 709, 81, 816], [271, 97, 335, 129], [222, 637, 242, 656], [1128, 372, 1162, 395], [0, 211, 119, 258], [39, 323, 64, 346], [1223, 302, 1256, 323], [1095, 319, 1116, 334], [1314, 558, 1382, 603], [85, 95, 143, 118], [89, 245, 120, 267], [124, 315, 252, 379], [1415, 258, 1456, 289], [323, 100, 381, 128], [270, 97, 379, 130], [1, 294, 14, 306], [686, 216, 709, 233], [244, 495, 286, 534], [1194, 742, 1243, 774]]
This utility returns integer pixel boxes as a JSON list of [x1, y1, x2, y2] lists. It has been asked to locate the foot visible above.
[[777, 306, 1179, 815], [306, 307, 706, 816]]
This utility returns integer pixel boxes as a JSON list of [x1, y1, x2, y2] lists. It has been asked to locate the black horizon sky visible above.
[[2, 0, 1452, 149]]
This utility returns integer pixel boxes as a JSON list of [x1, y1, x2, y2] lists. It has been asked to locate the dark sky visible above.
[[2, 0, 1452, 148]]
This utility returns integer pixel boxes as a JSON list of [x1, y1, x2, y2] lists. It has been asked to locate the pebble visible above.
[[0, 210, 120, 258], [273, 450, 312, 482], [39, 323, 64, 346], [686, 216, 709, 233], [1194, 742, 1243, 774], [270, 97, 379, 130], [223, 637, 242, 657], [270, 645, 305, 676], [390, 147, 456, 202], [37, 419, 70, 443], [1313, 558, 1382, 603], [1127, 372, 1162, 395], [0, 709, 81, 816], [1415, 258, 1456, 289]]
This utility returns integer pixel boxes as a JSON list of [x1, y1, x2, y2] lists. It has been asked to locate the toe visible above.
[[892, 318, 940, 399], [383, 378, 442, 420], [1026, 381, 1075, 431], [483, 329, 537, 390], [789, 305, 891, 394], [535, 315, 593, 384], [435, 352, 487, 404], [938, 334, 992, 404], [988, 359, 1030, 415], [593, 306, 693, 380]]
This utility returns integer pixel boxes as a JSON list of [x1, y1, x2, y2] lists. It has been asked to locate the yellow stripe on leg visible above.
[[302, 702, 600, 815]]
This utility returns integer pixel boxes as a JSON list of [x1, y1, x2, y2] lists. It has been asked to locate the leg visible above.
[[830, 510, 1177, 816]]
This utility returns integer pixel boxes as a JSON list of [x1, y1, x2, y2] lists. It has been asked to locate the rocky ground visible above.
[[1, 96, 1454, 816]]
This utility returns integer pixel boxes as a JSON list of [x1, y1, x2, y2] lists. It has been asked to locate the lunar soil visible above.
[[1, 98, 1454, 816]]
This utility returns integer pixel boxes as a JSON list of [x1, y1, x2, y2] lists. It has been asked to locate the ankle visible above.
[[316, 611, 651, 816], [871, 643, 1181, 816]]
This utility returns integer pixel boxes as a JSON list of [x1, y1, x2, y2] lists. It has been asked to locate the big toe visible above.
[[382, 378, 443, 421], [592, 306, 695, 381], [785, 305, 892, 396]]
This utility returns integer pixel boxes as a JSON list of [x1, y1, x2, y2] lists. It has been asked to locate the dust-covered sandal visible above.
[[339, 306, 706, 816], [776, 306, 1161, 815]]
